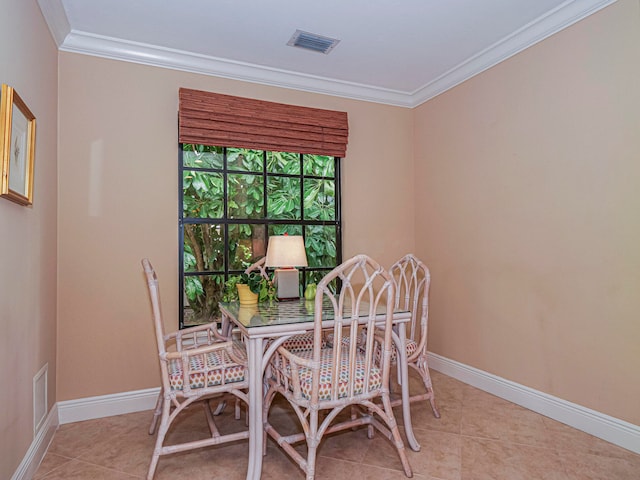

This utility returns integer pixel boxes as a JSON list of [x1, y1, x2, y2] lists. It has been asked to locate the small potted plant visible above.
[[224, 272, 277, 304]]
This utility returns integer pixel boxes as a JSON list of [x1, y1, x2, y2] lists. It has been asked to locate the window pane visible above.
[[304, 178, 335, 220], [305, 225, 337, 268], [268, 225, 303, 236], [183, 274, 225, 326], [267, 176, 301, 219], [183, 171, 224, 218], [305, 270, 337, 293], [228, 174, 264, 219], [228, 224, 267, 270], [183, 144, 223, 169], [227, 148, 263, 172], [183, 224, 224, 272], [267, 151, 300, 174], [303, 154, 334, 177]]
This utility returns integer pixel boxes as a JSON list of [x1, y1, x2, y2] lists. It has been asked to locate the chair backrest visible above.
[[244, 257, 269, 279], [141, 258, 169, 359], [313, 254, 395, 403], [389, 254, 430, 355]]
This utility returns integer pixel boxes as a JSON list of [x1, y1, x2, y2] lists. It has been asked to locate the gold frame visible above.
[[0, 84, 36, 206]]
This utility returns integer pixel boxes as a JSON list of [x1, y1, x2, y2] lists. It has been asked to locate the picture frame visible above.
[[1, 84, 36, 206]]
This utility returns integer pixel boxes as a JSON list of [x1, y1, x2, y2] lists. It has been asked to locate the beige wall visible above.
[[56, 53, 414, 400], [0, 1, 58, 477], [414, 0, 640, 424]]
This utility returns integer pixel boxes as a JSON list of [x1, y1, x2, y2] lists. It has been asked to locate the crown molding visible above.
[[37, 0, 70, 47], [411, 0, 618, 105], [38, 0, 618, 108], [59, 30, 415, 107]]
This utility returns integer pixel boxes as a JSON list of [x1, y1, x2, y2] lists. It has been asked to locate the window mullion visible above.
[[223, 147, 230, 283]]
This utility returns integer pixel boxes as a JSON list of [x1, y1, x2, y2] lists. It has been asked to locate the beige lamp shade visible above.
[[265, 235, 308, 299], [265, 235, 308, 268]]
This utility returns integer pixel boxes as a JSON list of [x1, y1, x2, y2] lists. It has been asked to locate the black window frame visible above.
[[178, 145, 342, 329]]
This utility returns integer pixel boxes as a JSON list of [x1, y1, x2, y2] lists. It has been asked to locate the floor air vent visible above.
[[287, 30, 340, 54]]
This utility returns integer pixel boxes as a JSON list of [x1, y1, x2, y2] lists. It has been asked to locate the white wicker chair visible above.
[[263, 254, 413, 479], [142, 259, 250, 479], [388, 254, 439, 417]]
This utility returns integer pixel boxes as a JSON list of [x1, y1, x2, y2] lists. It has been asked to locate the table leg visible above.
[[246, 337, 265, 480], [397, 323, 420, 452]]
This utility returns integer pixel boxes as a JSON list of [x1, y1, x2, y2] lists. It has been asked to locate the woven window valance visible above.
[[178, 88, 348, 157]]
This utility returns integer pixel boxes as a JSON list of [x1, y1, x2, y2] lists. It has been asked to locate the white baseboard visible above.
[[11, 404, 59, 480], [57, 387, 160, 424], [428, 352, 640, 454]]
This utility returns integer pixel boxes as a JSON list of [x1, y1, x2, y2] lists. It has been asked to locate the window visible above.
[[179, 144, 342, 328]]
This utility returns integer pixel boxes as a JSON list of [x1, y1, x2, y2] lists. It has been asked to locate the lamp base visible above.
[[274, 268, 300, 300]]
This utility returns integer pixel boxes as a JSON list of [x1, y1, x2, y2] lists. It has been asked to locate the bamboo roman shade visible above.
[[178, 88, 348, 157]]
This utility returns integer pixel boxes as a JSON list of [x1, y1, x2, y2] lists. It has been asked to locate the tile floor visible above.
[[35, 371, 640, 480]]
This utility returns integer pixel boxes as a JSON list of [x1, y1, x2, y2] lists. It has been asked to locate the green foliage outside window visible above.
[[180, 145, 341, 327]]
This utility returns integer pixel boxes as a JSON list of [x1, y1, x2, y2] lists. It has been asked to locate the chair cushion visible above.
[[168, 340, 246, 390], [324, 331, 366, 349], [326, 333, 418, 363], [391, 339, 419, 362], [324, 332, 350, 348], [281, 332, 318, 353], [279, 348, 382, 401]]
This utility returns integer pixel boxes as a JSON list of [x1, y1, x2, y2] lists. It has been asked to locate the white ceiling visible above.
[[38, 0, 616, 107]]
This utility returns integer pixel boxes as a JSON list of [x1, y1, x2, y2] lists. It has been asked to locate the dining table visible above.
[[219, 297, 421, 480]]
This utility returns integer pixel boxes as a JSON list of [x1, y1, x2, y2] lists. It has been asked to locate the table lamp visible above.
[[265, 235, 308, 300]]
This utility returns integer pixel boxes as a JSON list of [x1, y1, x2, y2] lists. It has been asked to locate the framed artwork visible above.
[[0, 84, 36, 206]]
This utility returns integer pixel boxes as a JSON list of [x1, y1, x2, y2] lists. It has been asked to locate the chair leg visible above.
[[416, 356, 440, 418], [147, 452, 160, 480], [148, 389, 163, 435], [381, 394, 413, 478], [305, 445, 318, 480], [395, 355, 402, 393], [235, 397, 242, 421], [350, 405, 361, 433], [210, 394, 245, 420], [262, 387, 278, 456], [305, 409, 320, 480], [367, 422, 375, 439], [212, 399, 227, 416], [428, 395, 440, 418], [147, 394, 172, 480]]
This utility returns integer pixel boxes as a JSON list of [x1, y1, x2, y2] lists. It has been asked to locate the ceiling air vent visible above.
[[287, 30, 340, 54]]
